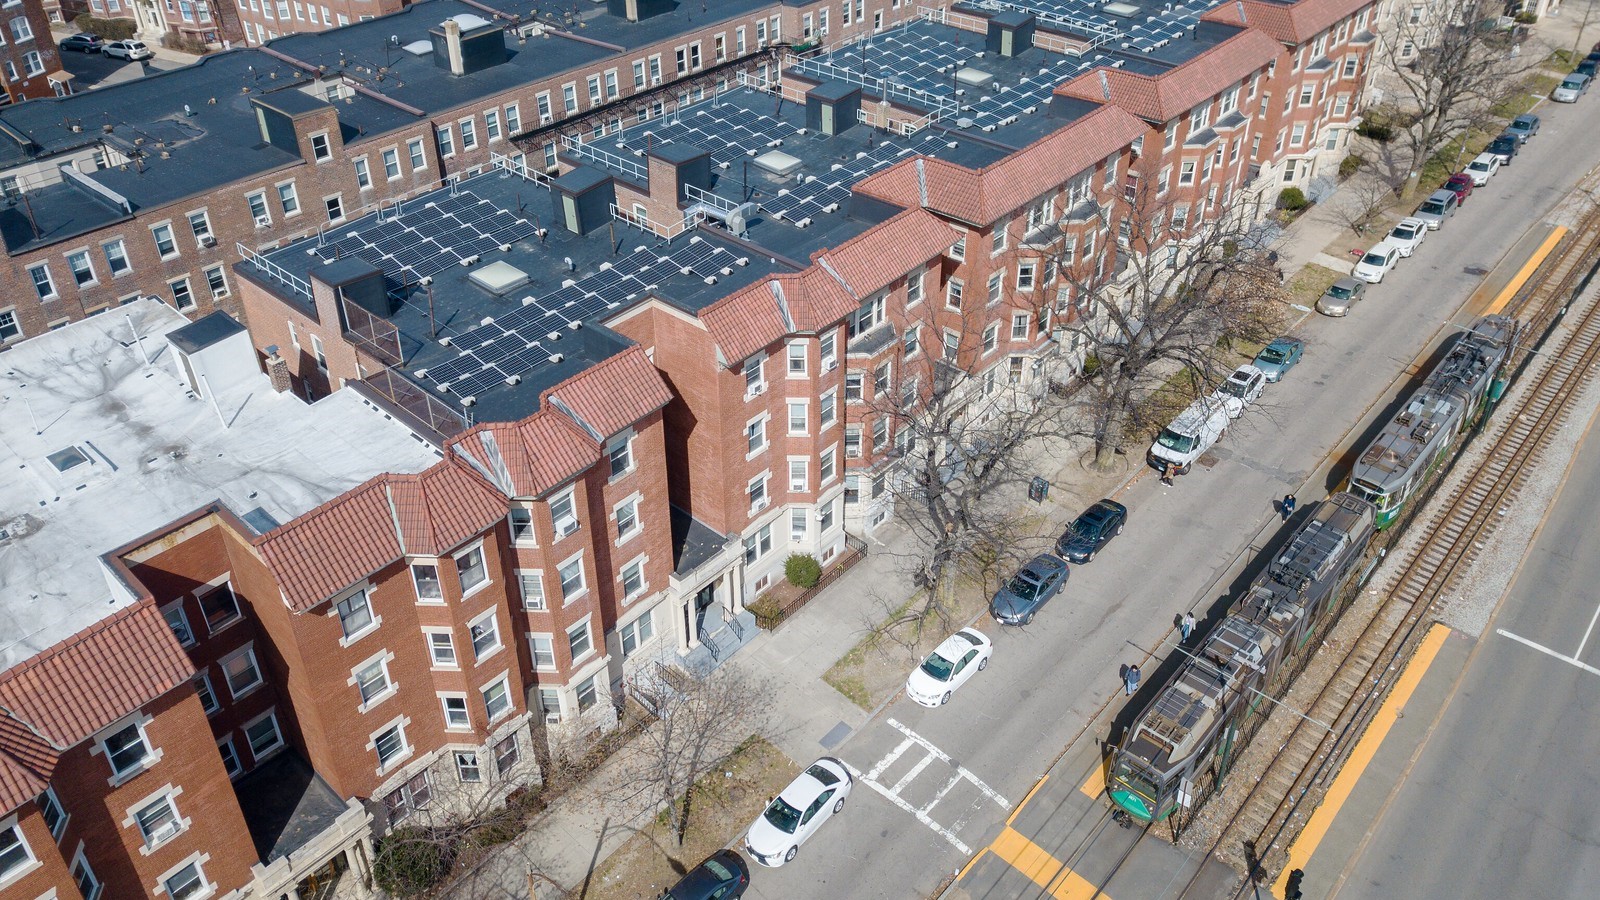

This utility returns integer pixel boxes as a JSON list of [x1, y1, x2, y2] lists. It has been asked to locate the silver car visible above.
[[1317, 277, 1366, 317], [990, 554, 1069, 626], [1553, 73, 1590, 102]]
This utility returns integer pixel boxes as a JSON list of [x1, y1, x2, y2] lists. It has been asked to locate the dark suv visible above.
[[59, 33, 104, 53], [1487, 134, 1519, 165]]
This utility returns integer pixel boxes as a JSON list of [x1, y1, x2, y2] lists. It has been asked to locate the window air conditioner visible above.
[[544, 712, 561, 725], [255, 216, 270, 228], [200, 235, 217, 248], [823, 358, 838, 372], [555, 517, 579, 537]]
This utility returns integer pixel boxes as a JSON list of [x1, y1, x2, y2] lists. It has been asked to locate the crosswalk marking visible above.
[[846, 719, 1012, 853]]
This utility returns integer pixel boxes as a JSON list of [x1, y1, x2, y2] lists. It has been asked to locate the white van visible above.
[[1148, 397, 1231, 475]]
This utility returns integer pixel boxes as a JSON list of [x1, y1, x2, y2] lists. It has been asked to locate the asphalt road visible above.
[[745, 98, 1600, 900], [1327, 403, 1600, 898]]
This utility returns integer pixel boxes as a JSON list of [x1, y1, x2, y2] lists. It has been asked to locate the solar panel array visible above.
[[419, 236, 749, 403], [962, 53, 1104, 131], [815, 22, 980, 104], [310, 191, 540, 283], [614, 104, 803, 169], [760, 132, 948, 226], [1118, 2, 1209, 54]]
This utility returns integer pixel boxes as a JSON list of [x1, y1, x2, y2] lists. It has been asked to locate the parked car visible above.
[[1317, 276, 1367, 316], [1148, 396, 1231, 477], [58, 33, 103, 53], [1505, 113, 1540, 143], [1486, 134, 1519, 165], [1553, 73, 1590, 102], [991, 554, 1070, 626], [1413, 189, 1459, 230], [1253, 336, 1304, 382], [1577, 58, 1599, 78], [1387, 217, 1429, 257], [1444, 172, 1476, 201], [660, 850, 750, 900], [1055, 499, 1128, 563], [904, 628, 993, 707], [1464, 153, 1500, 186], [103, 40, 154, 61], [744, 758, 852, 867], [1215, 364, 1267, 418], [1352, 242, 1402, 284]]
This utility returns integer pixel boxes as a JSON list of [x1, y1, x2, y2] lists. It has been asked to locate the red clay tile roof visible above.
[[0, 715, 57, 814], [1055, 29, 1283, 122], [0, 603, 193, 757], [387, 463, 509, 558], [854, 105, 1149, 224], [813, 208, 955, 304], [449, 411, 601, 500], [257, 477, 405, 612], [1202, 0, 1374, 45], [542, 345, 673, 440], [701, 278, 800, 365]]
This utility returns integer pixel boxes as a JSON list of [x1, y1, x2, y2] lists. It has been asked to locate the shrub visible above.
[[373, 828, 454, 898], [73, 15, 137, 41], [747, 595, 784, 629], [1276, 187, 1310, 212], [784, 553, 822, 589], [1514, 12, 1538, 25], [1339, 154, 1365, 179], [1355, 118, 1394, 142]]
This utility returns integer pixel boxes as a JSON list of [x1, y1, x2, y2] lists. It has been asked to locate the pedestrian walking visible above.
[[1282, 493, 1297, 521], [1124, 663, 1141, 696], [1181, 612, 1196, 643]]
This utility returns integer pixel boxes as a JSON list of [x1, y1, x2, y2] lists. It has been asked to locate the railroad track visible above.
[[1178, 199, 1600, 895]]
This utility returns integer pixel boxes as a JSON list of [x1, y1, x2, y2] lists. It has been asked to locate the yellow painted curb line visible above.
[[1008, 774, 1050, 826], [1271, 623, 1452, 895], [1486, 226, 1566, 315]]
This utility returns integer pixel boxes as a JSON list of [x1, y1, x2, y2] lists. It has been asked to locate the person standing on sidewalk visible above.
[[1124, 663, 1141, 696], [1281, 493, 1297, 521], [1181, 612, 1196, 643]]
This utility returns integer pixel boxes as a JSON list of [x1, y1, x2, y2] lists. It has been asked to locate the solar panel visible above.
[[424, 353, 481, 384], [447, 368, 505, 399]]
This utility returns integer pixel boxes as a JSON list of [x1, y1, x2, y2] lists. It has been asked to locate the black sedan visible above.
[[660, 849, 749, 900], [1055, 499, 1128, 563], [991, 554, 1070, 626]]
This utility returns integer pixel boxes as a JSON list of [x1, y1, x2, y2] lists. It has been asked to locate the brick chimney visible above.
[[263, 345, 293, 393]]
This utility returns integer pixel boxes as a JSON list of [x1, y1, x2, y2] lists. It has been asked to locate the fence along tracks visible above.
[[1181, 198, 1600, 894]]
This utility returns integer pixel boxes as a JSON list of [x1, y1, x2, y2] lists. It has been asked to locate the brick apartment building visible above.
[[0, 0, 67, 105], [2, 2, 1384, 899]]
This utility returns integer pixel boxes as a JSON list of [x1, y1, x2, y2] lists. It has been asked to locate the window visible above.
[[441, 695, 470, 729], [495, 735, 520, 775], [789, 457, 808, 492], [519, 571, 546, 610], [102, 722, 151, 776], [903, 325, 921, 358], [1179, 160, 1196, 186], [222, 646, 263, 698], [943, 330, 960, 362], [243, 711, 283, 759], [746, 416, 767, 454], [485, 109, 501, 141], [275, 181, 299, 216], [783, 400, 807, 435], [1012, 314, 1030, 340], [38, 789, 65, 839], [456, 751, 481, 782], [820, 446, 836, 483], [325, 194, 344, 221], [615, 497, 640, 539], [354, 658, 391, 705], [1299, 85, 1315, 107], [550, 489, 579, 538], [844, 372, 863, 403], [747, 473, 768, 510], [408, 138, 426, 170], [456, 545, 488, 593], [152, 223, 177, 257], [483, 677, 512, 722], [987, 271, 1004, 305], [217, 739, 241, 778], [204, 265, 229, 299], [820, 331, 837, 369], [530, 634, 556, 669], [310, 132, 331, 160], [744, 354, 765, 395], [198, 582, 239, 632], [620, 610, 654, 656], [382, 771, 432, 823], [436, 124, 455, 158], [469, 611, 501, 660], [412, 563, 443, 602], [742, 523, 773, 564], [187, 211, 212, 244], [353, 157, 371, 188], [0, 823, 32, 881], [873, 362, 892, 396], [991, 223, 1008, 254], [1343, 55, 1358, 79], [134, 794, 181, 847], [65, 250, 95, 287], [162, 861, 207, 900], [946, 278, 964, 309], [373, 723, 408, 769], [194, 673, 218, 715], [0, 309, 21, 343], [607, 437, 633, 478], [576, 674, 600, 712], [558, 555, 585, 601], [169, 278, 195, 312], [787, 341, 807, 375], [162, 603, 195, 647], [566, 618, 593, 660], [790, 508, 808, 541], [28, 263, 55, 301], [562, 83, 578, 113], [460, 118, 478, 150], [872, 417, 890, 453], [847, 295, 885, 338], [336, 589, 374, 638], [844, 425, 862, 459], [1291, 123, 1306, 147], [428, 631, 456, 667]]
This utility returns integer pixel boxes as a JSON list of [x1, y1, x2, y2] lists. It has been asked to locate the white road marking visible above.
[[844, 719, 1012, 854], [1497, 628, 1600, 677], [1573, 600, 1600, 660]]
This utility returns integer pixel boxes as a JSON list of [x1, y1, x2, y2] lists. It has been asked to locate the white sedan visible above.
[[744, 757, 853, 867], [1386, 217, 1429, 258], [1352, 241, 1402, 284], [905, 628, 993, 707]]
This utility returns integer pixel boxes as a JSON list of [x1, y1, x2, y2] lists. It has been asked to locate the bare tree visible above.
[[1378, 0, 1548, 192], [1334, 167, 1401, 235], [605, 664, 776, 847], [1055, 162, 1286, 471]]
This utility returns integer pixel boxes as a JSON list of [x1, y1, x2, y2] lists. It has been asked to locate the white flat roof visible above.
[[0, 300, 443, 673]]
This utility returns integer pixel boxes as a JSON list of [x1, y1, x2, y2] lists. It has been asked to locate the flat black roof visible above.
[[167, 310, 246, 353]]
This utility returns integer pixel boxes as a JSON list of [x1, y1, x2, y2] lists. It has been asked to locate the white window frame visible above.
[[455, 542, 489, 596], [243, 709, 284, 761], [482, 675, 513, 723], [558, 551, 587, 604], [566, 615, 595, 663], [468, 608, 503, 662], [439, 693, 471, 730], [350, 651, 396, 710], [424, 628, 457, 669], [220, 644, 264, 700], [369, 717, 412, 773]]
